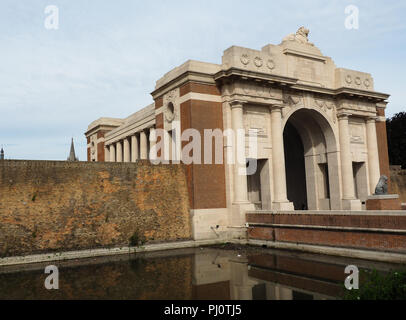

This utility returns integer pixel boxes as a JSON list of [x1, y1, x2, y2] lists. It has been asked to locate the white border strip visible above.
[[0, 239, 224, 267]]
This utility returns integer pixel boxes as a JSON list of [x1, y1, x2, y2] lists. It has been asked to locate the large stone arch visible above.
[[282, 108, 342, 210]]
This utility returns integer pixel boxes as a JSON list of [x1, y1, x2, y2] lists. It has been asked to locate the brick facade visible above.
[[247, 213, 406, 253], [97, 141, 105, 162], [180, 97, 226, 210]]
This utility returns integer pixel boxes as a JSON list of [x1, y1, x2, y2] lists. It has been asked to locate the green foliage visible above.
[[387, 112, 406, 169], [129, 231, 146, 247], [343, 269, 406, 300]]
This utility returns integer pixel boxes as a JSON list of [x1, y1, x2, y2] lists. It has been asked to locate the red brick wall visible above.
[[97, 142, 105, 162], [180, 99, 226, 209], [155, 97, 163, 109], [247, 213, 406, 253], [247, 213, 406, 229]]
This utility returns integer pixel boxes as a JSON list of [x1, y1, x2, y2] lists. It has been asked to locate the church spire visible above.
[[0, 147, 4, 160], [67, 138, 78, 161]]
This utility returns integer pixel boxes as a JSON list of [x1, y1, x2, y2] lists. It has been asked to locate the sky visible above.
[[0, 0, 405, 160]]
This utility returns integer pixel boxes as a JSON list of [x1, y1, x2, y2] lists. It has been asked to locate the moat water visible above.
[[0, 245, 401, 300]]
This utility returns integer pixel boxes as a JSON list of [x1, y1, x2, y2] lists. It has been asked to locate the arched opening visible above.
[[283, 109, 340, 210], [284, 122, 307, 210]]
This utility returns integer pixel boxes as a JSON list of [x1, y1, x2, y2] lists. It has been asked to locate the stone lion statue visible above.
[[282, 27, 314, 46], [374, 175, 388, 195]]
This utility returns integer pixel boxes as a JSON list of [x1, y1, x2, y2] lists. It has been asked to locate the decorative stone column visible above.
[[270, 105, 294, 211], [131, 134, 138, 162], [116, 140, 123, 162], [140, 130, 148, 160], [366, 117, 381, 194], [123, 138, 130, 163], [104, 146, 110, 162], [109, 144, 116, 162], [231, 101, 249, 203], [230, 101, 255, 226], [338, 114, 361, 210]]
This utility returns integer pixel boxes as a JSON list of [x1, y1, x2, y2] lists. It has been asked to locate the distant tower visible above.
[[0, 147, 4, 160], [67, 138, 79, 161]]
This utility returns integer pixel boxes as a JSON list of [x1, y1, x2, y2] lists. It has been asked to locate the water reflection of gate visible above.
[[247, 254, 345, 299], [192, 249, 347, 300]]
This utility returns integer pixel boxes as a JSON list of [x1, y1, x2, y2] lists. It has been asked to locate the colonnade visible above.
[[230, 100, 381, 211], [105, 128, 156, 162]]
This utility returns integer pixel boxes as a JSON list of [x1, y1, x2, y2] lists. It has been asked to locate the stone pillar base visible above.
[[341, 199, 362, 210], [366, 195, 402, 210], [232, 202, 256, 226], [272, 201, 294, 211], [190, 208, 229, 241]]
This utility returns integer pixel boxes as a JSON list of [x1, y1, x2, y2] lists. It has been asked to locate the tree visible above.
[[387, 112, 406, 169]]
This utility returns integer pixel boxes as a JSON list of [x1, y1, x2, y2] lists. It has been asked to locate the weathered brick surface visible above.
[[0, 160, 191, 257]]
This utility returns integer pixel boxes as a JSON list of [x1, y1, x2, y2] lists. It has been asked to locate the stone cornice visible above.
[[105, 116, 156, 145], [151, 71, 216, 100], [84, 124, 121, 137], [214, 67, 298, 86], [215, 67, 390, 103], [292, 84, 389, 102], [334, 87, 390, 102]]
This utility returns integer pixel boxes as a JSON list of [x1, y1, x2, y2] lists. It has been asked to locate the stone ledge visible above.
[[237, 239, 406, 264], [0, 239, 225, 267], [367, 194, 400, 200], [247, 223, 406, 234], [247, 210, 406, 216], [2, 236, 406, 268]]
